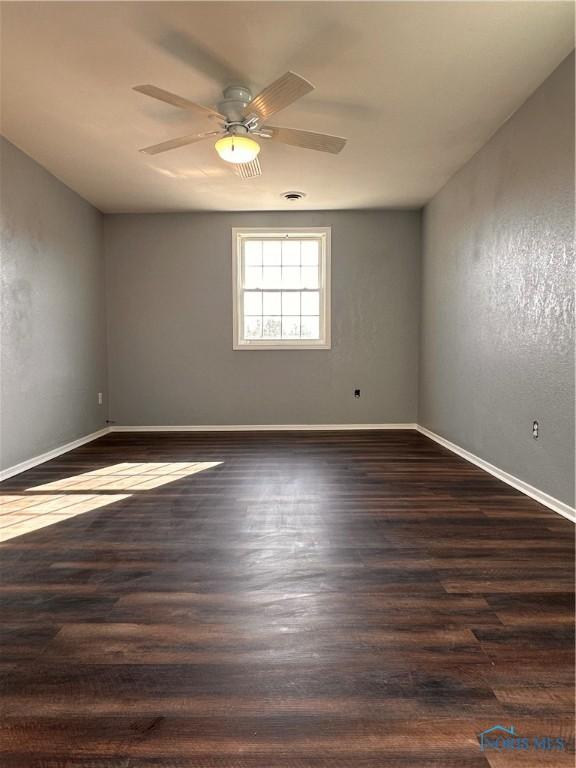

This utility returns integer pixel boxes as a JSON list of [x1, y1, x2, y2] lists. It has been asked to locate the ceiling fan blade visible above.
[[233, 156, 262, 179], [139, 130, 222, 155], [243, 72, 314, 122], [261, 126, 346, 154], [133, 85, 225, 121]]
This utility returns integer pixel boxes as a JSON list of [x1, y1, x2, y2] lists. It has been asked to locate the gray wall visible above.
[[3, 53, 573, 509], [104, 211, 421, 426], [420, 53, 575, 506], [0, 138, 107, 470]]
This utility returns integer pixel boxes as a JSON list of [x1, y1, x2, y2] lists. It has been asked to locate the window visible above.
[[233, 227, 331, 350]]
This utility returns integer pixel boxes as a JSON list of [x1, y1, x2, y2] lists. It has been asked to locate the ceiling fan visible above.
[[133, 71, 347, 178]]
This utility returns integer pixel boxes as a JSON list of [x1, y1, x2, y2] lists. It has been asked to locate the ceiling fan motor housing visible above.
[[218, 85, 253, 123]]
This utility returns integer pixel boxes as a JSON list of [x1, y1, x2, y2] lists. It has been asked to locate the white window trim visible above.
[[232, 227, 331, 350]]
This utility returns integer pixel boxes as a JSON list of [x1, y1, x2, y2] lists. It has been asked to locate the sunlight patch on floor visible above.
[[0, 494, 131, 542], [27, 461, 222, 492], [0, 461, 222, 542]]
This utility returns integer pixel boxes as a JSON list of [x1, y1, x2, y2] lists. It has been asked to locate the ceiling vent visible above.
[[282, 191, 306, 201]]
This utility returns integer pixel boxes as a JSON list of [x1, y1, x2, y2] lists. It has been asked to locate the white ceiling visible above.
[[1, 1, 573, 213]]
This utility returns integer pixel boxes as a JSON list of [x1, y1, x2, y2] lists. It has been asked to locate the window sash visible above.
[[233, 228, 331, 350]]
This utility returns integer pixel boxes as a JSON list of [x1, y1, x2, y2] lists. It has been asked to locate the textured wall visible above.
[[104, 210, 421, 426], [420, 53, 575, 506], [0, 138, 107, 470]]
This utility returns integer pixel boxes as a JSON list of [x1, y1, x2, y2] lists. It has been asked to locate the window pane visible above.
[[262, 316, 281, 338], [243, 291, 262, 315], [282, 266, 301, 288], [282, 240, 300, 266], [301, 266, 318, 289], [301, 240, 319, 266], [244, 240, 262, 266], [263, 292, 281, 315], [282, 317, 300, 338], [301, 316, 320, 339], [263, 266, 282, 288], [236, 230, 328, 349], [244, 266, 262, 288], [244, 316, 262, 339], [263, 240, 281, 265], [301, 291, 319, 315], [282, 291, 300, 315]]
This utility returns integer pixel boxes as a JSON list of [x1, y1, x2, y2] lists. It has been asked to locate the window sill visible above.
[[233, 341, 331, 351]]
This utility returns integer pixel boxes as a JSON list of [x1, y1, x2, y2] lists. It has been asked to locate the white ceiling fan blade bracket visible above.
[[243, 116, 260, 130]]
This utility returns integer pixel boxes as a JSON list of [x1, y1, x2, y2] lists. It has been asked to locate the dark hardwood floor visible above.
[[0, 430, 573, 767]]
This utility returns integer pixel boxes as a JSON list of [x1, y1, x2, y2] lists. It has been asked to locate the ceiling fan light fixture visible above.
[[215, 135, 260, 164]]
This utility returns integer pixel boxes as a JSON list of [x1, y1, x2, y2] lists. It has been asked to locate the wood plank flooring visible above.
[[0, 430, 573, 766]]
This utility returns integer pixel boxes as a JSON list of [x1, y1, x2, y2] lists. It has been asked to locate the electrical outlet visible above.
[[98, 392, 103, 406], [532, 420, 539, 439], [354, 389, 361, 399]]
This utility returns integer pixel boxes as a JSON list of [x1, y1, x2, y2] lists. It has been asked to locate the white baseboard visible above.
[[0, 427, 111, 482], [2, 423, 572, 523], [416, 425, 575, 523], [110, 423, 418, 432]]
